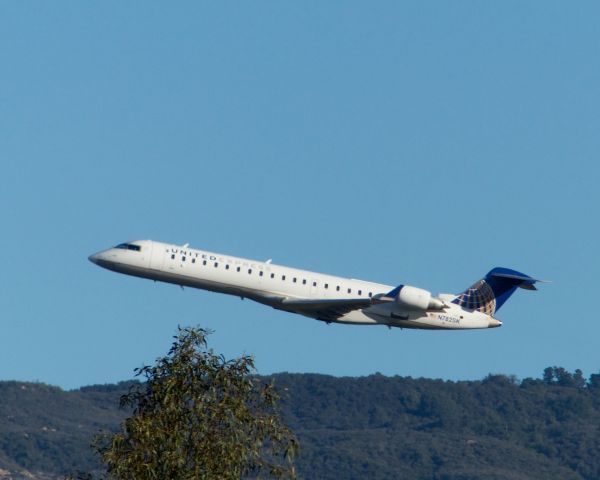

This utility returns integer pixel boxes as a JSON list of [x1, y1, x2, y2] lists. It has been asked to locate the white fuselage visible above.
[[89, 240, 501, 330]]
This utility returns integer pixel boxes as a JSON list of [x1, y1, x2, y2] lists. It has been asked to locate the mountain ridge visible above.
[[0, 368, 598, 479]]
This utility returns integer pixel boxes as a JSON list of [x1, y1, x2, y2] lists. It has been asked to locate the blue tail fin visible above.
[[452, 267, 541, 316]]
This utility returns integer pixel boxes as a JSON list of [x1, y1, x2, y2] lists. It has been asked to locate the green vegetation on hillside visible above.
[[1, 367, 600, 479], [0, 380, 133, 478], [272, 368, 600, 479]]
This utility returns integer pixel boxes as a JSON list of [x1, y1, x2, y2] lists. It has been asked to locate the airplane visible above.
[[88, 240, 542, 330]]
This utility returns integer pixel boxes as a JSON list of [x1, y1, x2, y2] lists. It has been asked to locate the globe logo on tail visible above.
[[454, 280, 497, 316]]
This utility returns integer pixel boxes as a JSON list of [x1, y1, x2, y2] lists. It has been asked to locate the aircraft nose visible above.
[[88, 251, 108, 265], [88, 249, 118, 271]]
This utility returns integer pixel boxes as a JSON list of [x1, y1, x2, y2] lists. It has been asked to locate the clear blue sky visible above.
[[1, 2, 599, 390]]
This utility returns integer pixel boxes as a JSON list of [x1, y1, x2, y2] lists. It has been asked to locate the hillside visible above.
[[0, 368, 599, 479]]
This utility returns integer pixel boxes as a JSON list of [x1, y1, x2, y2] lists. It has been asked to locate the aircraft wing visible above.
[[278, 297, 373, 322]]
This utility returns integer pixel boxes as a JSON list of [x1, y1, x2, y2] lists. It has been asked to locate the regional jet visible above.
[[89, 240, 542, 330]]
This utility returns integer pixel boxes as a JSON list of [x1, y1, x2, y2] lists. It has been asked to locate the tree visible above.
[[554, 367, 575, 387], [588, 373, 600, 390], [94, 326, 298, 479], [543, 367, 555, 384], [573, 369, 586, 389]]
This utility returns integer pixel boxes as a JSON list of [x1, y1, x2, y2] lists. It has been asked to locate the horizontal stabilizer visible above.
[[452, 267, 546, 315], [489, 270, 548, 286]]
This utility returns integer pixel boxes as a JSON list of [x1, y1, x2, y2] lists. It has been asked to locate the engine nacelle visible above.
[[396, 285, 445, 310]]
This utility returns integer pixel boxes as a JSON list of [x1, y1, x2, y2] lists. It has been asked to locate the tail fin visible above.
[[452, 267, 542, 316]]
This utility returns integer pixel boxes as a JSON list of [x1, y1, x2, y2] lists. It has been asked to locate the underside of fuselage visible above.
[[95, 259, 288, 305], [93, 260, 441, 329]]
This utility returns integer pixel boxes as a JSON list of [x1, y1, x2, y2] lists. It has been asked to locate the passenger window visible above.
[[348, 288, 351, 294], [171, 254, 175, 260], [248, 269, 252, 274], [237, 266, 241, 272], [182, 257, 186, 262], [225, 264, 229, 270], [192, 258, 196, 264], [293, 277, 297, 283], [368, 292, 372, 298], [313, 281, 317, 287], [336, 286, 340, 291], [325, 283, 329, 289], [282, 275, 286, 281], [259, 271, 264, 277], [358, 290, 362, 296], [302, 279, 307, 285], [214, 262, 218, 268], [270, 273, 275, 279], [203, 260, 207, 266]]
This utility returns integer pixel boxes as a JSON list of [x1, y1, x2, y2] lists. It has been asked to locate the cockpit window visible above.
[[115, 243, 141, 252]]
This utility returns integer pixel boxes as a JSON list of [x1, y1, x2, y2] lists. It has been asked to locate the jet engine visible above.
[[396, 285, 446, 310]]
